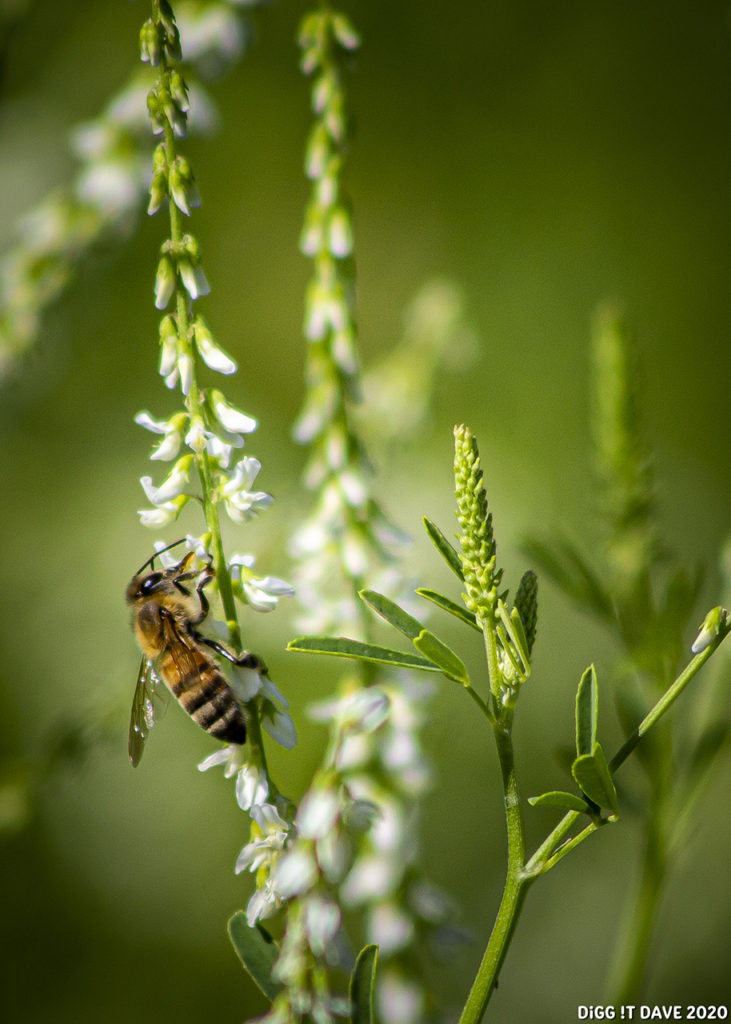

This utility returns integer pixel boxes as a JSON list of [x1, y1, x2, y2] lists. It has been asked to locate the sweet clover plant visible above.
[[0, 2, 728, 1022]]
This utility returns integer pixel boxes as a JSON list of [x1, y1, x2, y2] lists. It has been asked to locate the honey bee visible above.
[[126, 541, 265, 766]]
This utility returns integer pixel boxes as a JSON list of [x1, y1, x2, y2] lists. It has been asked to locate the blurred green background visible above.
[[1, 1, 729, 1021]]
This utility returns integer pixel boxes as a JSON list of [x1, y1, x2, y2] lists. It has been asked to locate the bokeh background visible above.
[[1, 1, 729, 1022]]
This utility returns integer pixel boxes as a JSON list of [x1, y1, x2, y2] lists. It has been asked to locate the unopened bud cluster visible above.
[[454, 424, 501, 623]]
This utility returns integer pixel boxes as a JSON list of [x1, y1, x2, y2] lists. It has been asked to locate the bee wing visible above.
[[128, 657, 169, 767], [159, 607, 206, 688]]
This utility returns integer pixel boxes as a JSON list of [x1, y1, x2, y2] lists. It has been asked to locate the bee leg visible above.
[[187, 567, 215, 625], [197, 634, 268, 675]]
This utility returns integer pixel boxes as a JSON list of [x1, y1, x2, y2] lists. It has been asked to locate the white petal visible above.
[[135, 411, 167, 434]]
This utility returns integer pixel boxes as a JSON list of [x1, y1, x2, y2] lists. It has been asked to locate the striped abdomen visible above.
[[160, 648, 247, 744]]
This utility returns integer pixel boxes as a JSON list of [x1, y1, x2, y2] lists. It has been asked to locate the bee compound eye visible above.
[[141, 573, 162, 594]]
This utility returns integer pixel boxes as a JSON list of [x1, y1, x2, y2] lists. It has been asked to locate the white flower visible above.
[[377, 968, 425, 1024], [158, 329, 178, 379], [185, 418, 208, 452], [211, 391, 257, 434], [197, 742, 246, 778], [340, 853, 400, 905], [272, 846, 317, 899], [246, 881, 281, 927], [309, 687, 390, 734], [138, 502, 180, 528], [220, 456, 273, 523], [235, 763, 269, 811], [235, 802, 289, 875], [243, 575, 296, 611], [227, 663, 265, 703], [179, 259, 211, 301], [296, 786, 340, 840], [262, 705, 298, 750], [139, 460, 190, 505], [367, 901, 413, 955], [178, 351, 193, 395], [194, 319, 235, 373], [314, 829, 350, 884], [302, 895, 341, 957]]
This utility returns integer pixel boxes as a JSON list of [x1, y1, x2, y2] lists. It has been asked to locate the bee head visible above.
[[125, 570, 168, 605]]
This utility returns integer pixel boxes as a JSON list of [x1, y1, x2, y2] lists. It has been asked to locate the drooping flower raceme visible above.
[[275, 8, 451, 1023], [136, 0, 296, 929]]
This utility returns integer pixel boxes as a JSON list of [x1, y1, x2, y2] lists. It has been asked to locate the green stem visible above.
[[458, 719, 527, 1024]]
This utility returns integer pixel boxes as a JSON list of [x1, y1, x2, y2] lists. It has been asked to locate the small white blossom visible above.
[[340, 853, 400, 905], [273, 846, 318, 899], [197, 742, 246, 778], [246, 881, 282, 927], [243, 575, 296, 611], [178, 350, 193, 395], [137, 501, 181, 527], [221, 455, 273, 522], [211, 391, 257, 433], [262, 705, 298, 749], [194, 320, 236, 373], [296, 786, 340, 840], [227, 663, 265, 703], [235, 802, 289, 875], [235, 763, 269, 811], [367, 901, 414, 955], [302, 896, 341, 957], [377, 969, 425, 1024], [179, 259, 210, 301], [310, 687, 390, 734]]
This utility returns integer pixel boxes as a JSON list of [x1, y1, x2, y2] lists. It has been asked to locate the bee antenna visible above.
[[135, 538, 188, 576]]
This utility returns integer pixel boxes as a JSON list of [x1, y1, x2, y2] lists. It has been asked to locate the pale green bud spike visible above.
[[453, 424, 498, 622], [590, 303, 659, 611]]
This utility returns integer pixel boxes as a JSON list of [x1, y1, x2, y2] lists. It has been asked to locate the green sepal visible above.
[[359, 589, 424, 639], [575, 664, 598, 757], [227, 912, 281, 1001], [349, 944, 378, 1024], [571, 742, 619, 814], [413, 629, 470, 685], [423, 516, 464, 580], [287, 636, 442, 674], [528, 790, 593, 814], [416, 587, 480, 632]]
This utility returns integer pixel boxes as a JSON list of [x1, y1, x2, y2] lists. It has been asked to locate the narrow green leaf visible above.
[[416, 587, 480, 631], [227, 911, 281, 1001], [496, 599, 530, 679], [413, 629, 470, 685], [350, 944, 378, 1024], [575, 664, 598, 757], [288, 636, 441, 674], [571, 742, 619, 814], [528, 791, 593, 813], [423, 516, 464, 580], [359, 589, 424, 639]]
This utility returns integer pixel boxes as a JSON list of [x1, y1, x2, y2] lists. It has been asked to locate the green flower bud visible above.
[[139, 19, 163, 66]]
